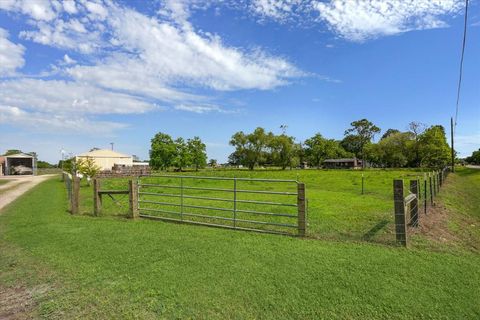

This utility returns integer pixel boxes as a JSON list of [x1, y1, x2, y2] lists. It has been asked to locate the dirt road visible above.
[[0, 175, 56, 212]]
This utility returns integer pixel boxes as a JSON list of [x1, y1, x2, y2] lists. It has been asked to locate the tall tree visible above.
[[344, 119, 381, 168], [408, 121, 426, 167], [149, 132, 176, 170], [381, 129, 400, 140], [305, 134, 350, 167], [418, 125, 451, 168], [172, 138, 191, 171], [229, 127, 269, 170], [269, 134, 299, 169], [187, 136, 207, 171]]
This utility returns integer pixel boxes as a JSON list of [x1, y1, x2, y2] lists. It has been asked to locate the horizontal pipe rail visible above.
[[139, 200, 297, 218], [140, 183, 297, 196], [138, 214, 292, 236], [137, 211, 297, 228], [235, 209, 297, 218], [148, 174, 298, 183]]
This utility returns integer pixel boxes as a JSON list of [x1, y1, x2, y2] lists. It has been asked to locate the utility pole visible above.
[[110, 142, 114, 151], [451, 117, 455, 172]]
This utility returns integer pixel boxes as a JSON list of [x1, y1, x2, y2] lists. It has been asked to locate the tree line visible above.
[[148, 119, 453, 171], [149, 133, 207, 171]]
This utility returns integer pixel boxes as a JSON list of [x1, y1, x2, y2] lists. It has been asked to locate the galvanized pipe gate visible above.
[[135, 175, 307, 236]]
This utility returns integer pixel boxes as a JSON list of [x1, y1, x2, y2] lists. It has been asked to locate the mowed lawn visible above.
[[79, 169, 430, 244], [1, 172, 480, 319]]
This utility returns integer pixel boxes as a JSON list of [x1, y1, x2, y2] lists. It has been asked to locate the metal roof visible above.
[[324, 158, 358, 163], [77, 149, 132, 158], [4, 153, 34, 159]]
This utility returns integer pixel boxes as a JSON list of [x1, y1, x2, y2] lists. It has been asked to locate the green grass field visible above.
[[80, 169, 432, 244], [1, 169, 479, 319]]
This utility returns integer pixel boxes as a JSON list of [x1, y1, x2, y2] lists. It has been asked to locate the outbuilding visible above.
[[0, 153, 36, 175], [324, 158, 364, 169], [75, 149, 133, 171]]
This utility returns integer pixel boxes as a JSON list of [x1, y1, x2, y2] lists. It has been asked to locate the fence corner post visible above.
[[297, 183, 306, 237], [71, 176, 80, 215], [129, 179, 139, 219], [393, 179, 407, 247], [410, 180, 419, 227], [93, 179, 101, 216]]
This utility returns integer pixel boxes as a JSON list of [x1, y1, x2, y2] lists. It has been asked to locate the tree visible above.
[[465, 149, 480, 165], [417, 125, 450, 168], [172, 138, 191, 171], [208, 159, 218, 167], [269, 134, 299, 169], [408, 121, 426, 167], [305, 134, 351, 167], [344, 119, 381, 168], [149, 132, 176, 170], [374, 132, 414, 167], [229, 127, 269, 170], [76, 157, 101, 185], [381, 129, 400, 140], [187, 136, 207, 171]]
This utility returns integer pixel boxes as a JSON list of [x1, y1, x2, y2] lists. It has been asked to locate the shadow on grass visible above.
[[362, 220, 390, 241]]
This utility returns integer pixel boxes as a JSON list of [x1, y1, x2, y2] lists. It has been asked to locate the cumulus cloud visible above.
[[312, 0, 463, 41], [0, 79, 155, 115], [244, 0, 463, 41], [250, 0, 303, 22], [174, 104, 235, 114], [0, 0, 306, 134], [0, 105, 127, 134], [0, 28, 25, 75]]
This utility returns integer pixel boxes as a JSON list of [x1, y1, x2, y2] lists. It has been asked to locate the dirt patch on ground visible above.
[[410, 204, 457, 242], [409, 203, 479, 252], [0, 284, 50, 320]]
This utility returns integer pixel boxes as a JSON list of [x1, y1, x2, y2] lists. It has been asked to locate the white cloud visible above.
[[174, 104, 234, 114], [251, 0, 302, 22], [0, 79, 155, 115], [312, 0, 463, 41], [63, 54, 76, 65], [0, 28, 25, 75], [0, 0, 304, 134], [0, 0, 57, 21], [0, 105, 127, 134]]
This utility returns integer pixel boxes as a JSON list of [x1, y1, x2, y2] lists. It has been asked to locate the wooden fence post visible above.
[[297, 183, 306, 237], [93, 179, 101, 216], [129, 179, 139, 219], [393, 180, 407, 247], [428, 173, 433, 206], [424, 174, 427, 215], [410, 180, 419, 227], [71, 176, 80, 215]]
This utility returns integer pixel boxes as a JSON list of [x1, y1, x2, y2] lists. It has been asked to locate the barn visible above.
[[0, 153, 36, 176], [323, 158, 364, 169], [75, 149, 133, 171]]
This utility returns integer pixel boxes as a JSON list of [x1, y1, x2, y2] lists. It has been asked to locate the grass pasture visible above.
[[81, 169, 429, 244], [0, 172, 479, 319]]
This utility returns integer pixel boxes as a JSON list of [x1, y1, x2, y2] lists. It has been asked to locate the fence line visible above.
[[393, 167, 449, 247]]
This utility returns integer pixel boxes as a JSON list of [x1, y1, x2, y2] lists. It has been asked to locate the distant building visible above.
[[75, 149, 133, 171], [323, 158, 363, 169], [0, 153, 36, 175]]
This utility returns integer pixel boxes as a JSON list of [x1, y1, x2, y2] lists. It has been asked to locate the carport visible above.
[[1, 153, 36, 175]]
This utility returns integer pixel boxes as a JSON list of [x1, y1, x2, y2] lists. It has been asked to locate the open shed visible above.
[[0, 153, 36, 175]]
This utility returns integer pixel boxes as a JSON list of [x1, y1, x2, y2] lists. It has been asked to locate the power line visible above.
[[454, 0, 469, 129]]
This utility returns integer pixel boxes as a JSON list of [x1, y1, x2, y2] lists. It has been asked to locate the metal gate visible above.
[[137, 175, 306, 236]]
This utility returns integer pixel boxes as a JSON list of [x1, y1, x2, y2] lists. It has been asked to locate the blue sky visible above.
[[0, 0, 479, 163]]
